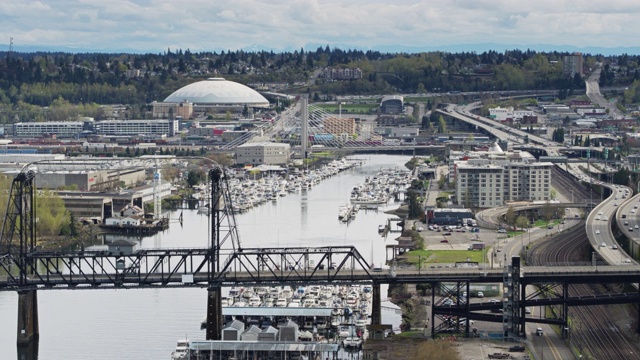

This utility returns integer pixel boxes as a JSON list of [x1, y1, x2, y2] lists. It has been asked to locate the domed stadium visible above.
[[164, 78, 269, 107]]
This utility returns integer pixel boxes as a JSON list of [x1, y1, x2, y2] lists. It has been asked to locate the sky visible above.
[[1, 0, 640, 54]]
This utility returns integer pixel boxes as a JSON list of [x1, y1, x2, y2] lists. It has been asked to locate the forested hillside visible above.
[[0, 47, 638, 123]]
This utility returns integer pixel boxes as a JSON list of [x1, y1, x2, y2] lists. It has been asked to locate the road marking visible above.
[[542, 330, 563, 360]]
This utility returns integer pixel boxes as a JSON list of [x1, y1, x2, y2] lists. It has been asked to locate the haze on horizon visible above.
[[2, 0, 640, 54]]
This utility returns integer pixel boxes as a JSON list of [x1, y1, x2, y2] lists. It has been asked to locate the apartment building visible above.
[[452, 144, 552, 207], [455, 161, 552, 208]]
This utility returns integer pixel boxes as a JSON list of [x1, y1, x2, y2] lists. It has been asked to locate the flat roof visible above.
[[189, 340, 339, 352], [433, 208, 472, 213], [223, 307, 333, 317]]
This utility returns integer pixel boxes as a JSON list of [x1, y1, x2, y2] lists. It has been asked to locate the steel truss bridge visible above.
[[2, 162, 640, 347]]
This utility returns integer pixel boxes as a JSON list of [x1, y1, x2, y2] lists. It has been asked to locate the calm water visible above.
[[0, 154, 410, 360]]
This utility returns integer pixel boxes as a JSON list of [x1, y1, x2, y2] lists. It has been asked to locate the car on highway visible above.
[[630, 228, 634, 232], [596, 230, 600, 234], [613, 245, 618, 250], [596, 216, 600, 220], [624, 221, 629, 225], [536, 327, 543, 336], [633, 210, 637, 214], [600, 242, 606, 247], [635, 225, 639, 229], [477, 291, 484, 298]]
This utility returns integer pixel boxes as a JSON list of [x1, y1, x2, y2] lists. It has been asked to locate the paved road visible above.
[[586, 183, 633, 265], [615, 192, 640, 265], [586, 65, 624, 119]]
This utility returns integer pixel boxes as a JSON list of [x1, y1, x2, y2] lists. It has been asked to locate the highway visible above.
[[441, 103, 561, 152], [585, 183, 633, 265], [615, 192, 640, 262]]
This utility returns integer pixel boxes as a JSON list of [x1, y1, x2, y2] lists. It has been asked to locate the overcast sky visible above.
[[2, 0, 639, 54]]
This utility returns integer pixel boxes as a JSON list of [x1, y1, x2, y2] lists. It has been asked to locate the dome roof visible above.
[[164, 78, 269, 107]]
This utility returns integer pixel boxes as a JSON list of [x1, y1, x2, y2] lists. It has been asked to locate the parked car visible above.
[[497, 229, 507, 233], [477, 291, 484, 298]]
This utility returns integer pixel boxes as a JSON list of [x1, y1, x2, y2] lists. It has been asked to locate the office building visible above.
[[235, 142, 290, 166]]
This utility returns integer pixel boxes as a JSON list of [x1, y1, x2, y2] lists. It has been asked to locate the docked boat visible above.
[[171, 339, 189, 359], [197, 207, 210, 215], [343, 336, 363, 348]]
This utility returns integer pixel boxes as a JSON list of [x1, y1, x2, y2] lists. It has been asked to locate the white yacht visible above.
[[171, 339, 189, 360], [248, 296, 261, 307]]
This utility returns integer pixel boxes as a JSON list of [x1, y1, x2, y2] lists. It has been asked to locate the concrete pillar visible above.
[[17, 290, 39, 346], [371, 283, 381, 325], [206, 287, 223, 340]]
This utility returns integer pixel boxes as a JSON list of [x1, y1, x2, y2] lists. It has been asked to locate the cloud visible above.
[[1, 0, 639, 53]]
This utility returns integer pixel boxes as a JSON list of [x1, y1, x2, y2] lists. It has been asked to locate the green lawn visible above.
[[404, 250, 485, 264], [313, 103, 379, 113], [533, 219, 562, 228], [405, 96, 432, 102], [507, 230, 525, 237]]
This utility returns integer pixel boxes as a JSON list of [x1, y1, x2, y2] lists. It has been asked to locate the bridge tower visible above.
[[504, 256, 521, 339], [205, 166, 241, 340], [301, 97, 308, 159], [153, 164, 161, 220], [0, 170, 39, 345]]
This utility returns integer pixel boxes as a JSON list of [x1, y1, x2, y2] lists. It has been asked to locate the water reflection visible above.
[[0, 154, 410, 360]]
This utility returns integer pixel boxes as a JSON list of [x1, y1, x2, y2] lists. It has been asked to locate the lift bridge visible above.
[[3, 163, 640, 347]]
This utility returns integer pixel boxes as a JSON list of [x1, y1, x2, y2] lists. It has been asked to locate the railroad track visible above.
[[528, 221, 640, 358], [551, 165, 592, 203]]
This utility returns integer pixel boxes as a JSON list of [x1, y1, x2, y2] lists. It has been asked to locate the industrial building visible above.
[[235, 142, 290, 166], [37, 167, 146, 191], [426, 208, 474, 225]]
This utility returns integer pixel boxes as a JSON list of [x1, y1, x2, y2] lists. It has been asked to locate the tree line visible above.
[[0, 48, 638, 124]]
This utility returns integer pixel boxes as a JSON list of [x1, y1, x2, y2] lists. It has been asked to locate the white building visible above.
[[452, 143, 552, 207], [13, 121, 84, 138], [235, 142, 290, 166], [488, 107, 534, 121], [95, 119, 179, 137]]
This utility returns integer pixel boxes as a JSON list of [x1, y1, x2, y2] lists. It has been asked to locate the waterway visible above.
[[0, 154, 410, 359]]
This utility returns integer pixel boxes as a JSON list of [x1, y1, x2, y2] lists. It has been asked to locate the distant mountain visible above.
[[1, 43, 639, 56]]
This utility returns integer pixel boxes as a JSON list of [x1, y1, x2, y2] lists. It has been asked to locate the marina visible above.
[[0, 155, 409, 360]]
